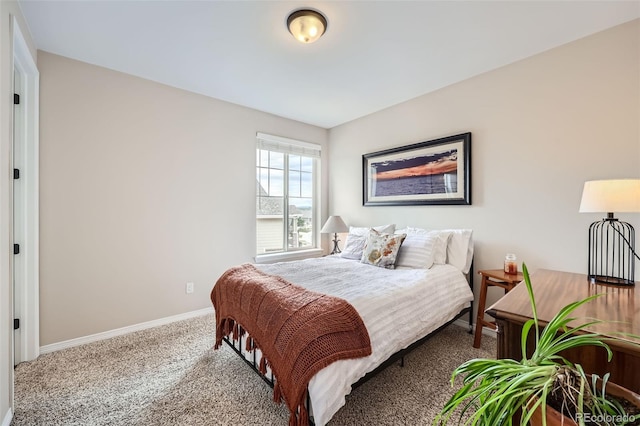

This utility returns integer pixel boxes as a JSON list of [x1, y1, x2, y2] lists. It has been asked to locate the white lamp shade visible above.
[[321, 216, 348, 234], [579, 179, 640, 213]]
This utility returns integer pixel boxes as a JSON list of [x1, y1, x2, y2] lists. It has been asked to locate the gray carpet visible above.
[[12, 314, 496, 425]]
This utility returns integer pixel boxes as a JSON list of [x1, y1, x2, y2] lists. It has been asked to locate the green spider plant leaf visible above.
[[434, 262, 640, 426]]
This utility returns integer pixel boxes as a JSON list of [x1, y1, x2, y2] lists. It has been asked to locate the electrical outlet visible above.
[[186, 282, 194, 294]]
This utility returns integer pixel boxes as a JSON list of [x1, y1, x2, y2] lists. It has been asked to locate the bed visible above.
[[211, 227, 474, 426]]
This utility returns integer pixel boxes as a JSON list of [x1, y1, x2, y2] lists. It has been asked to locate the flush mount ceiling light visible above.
[[287, 9, 327, 43]]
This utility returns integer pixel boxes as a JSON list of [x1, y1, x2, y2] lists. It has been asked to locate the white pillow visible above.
[[348, 224, 396, 236], [399, 227, 474, 273], [395, 233, 437, 269], [397, 227, 450, 265], [341, 224, 396, 260], [441, 229, 474, 274], [340, 235, 367, 260]]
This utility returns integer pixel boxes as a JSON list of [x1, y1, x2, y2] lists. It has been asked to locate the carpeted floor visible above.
[[12, 314, 496, 425]]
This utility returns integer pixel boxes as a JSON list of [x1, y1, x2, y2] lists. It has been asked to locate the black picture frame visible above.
[[363, 132, 471, 206]]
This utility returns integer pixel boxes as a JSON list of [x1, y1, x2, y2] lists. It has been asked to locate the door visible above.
[[11, 16, 40, 364], [13, 65, 24, 366]]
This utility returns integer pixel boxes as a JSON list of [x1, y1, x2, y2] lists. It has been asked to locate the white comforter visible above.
[[256, 256, 474, 426]]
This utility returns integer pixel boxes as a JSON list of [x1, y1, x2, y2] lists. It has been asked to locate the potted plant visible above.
[[434, 263, 640, 426]]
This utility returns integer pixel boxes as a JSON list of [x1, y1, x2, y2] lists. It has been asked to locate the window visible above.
[[256, 133, 320, 257]]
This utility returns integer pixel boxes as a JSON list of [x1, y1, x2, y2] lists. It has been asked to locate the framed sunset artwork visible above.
[[363, 132, 471, 206]]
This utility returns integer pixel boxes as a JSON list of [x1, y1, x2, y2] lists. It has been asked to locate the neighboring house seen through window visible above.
[[256, 133, 320, 257]]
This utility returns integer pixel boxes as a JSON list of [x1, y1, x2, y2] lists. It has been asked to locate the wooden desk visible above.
[[487, 269, 640, 393]]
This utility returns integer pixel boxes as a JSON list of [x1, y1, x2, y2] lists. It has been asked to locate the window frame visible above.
[[255, 133, 322, 263]]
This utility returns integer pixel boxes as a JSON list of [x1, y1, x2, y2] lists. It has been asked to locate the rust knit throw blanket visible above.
[[211, 263, 372, 426]]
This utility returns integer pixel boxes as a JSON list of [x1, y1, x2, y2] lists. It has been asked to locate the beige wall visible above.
[[3, 12, 636, 426], [33, 17, 640, 352], [328, 20, 640, 315], [0, 1, 37, 421], [38, 52, 328, 346]]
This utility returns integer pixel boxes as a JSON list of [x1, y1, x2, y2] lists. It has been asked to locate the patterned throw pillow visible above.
[[341, 224, 396, 260], [360, 229, 407, 269]]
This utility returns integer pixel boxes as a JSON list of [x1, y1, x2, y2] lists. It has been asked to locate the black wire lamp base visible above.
[[587, 214, 636, 286], [330, 233, 342, 255]]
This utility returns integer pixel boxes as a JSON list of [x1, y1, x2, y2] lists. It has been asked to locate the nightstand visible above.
[[473, 269, 523, 348]]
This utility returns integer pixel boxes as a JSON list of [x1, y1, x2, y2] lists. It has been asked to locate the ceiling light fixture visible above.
[[287, 9, 327, 44]]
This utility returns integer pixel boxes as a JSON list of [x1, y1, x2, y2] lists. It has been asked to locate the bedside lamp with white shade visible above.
[[579, 179, 640, 285], [321, 216, 349, 255]]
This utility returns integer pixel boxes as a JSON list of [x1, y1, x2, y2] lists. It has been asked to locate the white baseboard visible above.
[[39, 308, 489, 356], [40, 307, 214, 355], [2, 408, 12, 426], [453, 318, 497, 339], [453, 318, 473, 331]]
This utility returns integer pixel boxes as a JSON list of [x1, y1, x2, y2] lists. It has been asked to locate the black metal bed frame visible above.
[[222, 265, 475, 424]]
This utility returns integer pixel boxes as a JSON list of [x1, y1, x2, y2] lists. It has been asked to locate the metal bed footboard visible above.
[[222, 331, 314, 423], [221, 261, 475, 424]]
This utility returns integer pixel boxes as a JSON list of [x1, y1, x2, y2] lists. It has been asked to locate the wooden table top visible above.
[[479, 269, 524, 284], [487, 268, 640, 345]]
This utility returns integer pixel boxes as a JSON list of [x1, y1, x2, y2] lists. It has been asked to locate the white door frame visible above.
[[13, 63, 24, 365], [12, 16, 39, 364]]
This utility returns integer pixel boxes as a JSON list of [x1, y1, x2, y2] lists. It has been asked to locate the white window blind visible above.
[[256, 132, 321, 158]]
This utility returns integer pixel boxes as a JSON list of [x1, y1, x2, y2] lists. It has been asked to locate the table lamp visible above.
[[321, 216, 349, 255], [579, 179, 640, 285]]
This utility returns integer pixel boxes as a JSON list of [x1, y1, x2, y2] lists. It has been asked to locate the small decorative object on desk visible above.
[[504, 253, 517, 274]]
